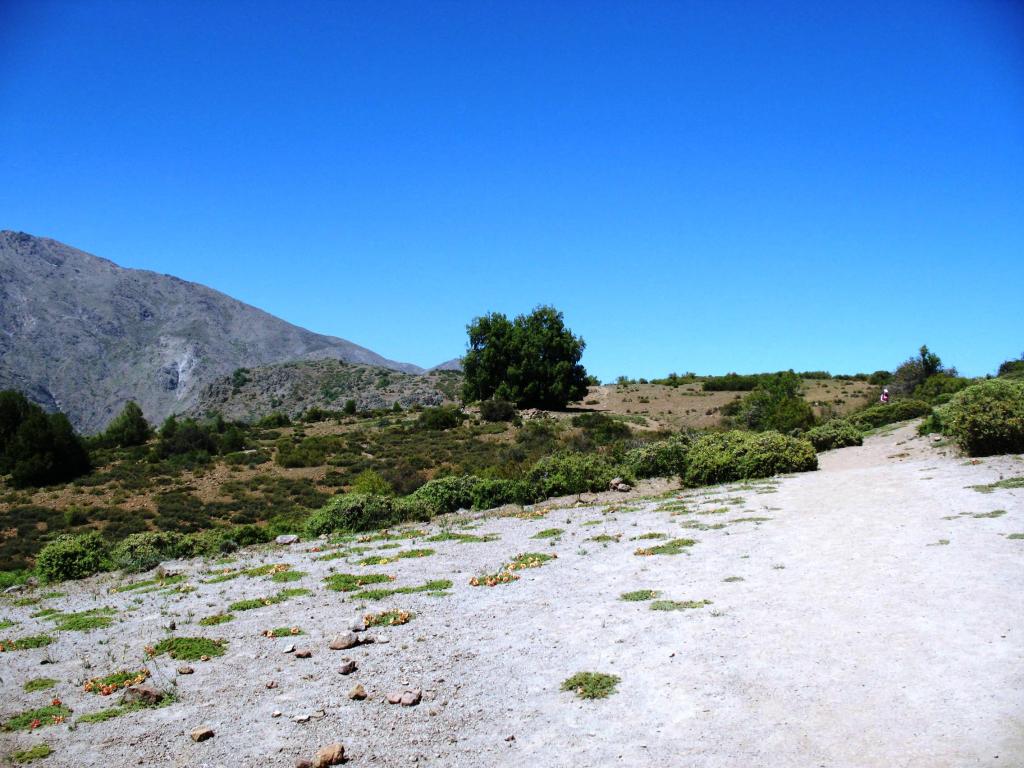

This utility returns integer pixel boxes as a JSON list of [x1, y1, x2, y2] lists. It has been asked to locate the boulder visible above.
[[276, 534, 300, 545], [329, 632, 359, 650], [313, 743, 345, 767], [190, 726, 214, 742], [122, 684, 163, 706]]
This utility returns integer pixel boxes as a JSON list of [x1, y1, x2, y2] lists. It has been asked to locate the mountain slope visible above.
[[187, 359, 462, 421], [0, 230, 424, 432]]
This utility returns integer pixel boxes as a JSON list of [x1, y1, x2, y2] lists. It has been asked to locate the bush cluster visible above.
[[35, 532, 110, 581], [731, 372, 816, 433], [849, 399, 933, 429], [623, 435, 692, 478], [478, 399, 517, 422], [416, 406, 464, 431], [304, 493, 431, 536], [804, 420, 863, 452], [943, 379, 1024, 456], [526, 452, 630, 498], [683, 431, 817, 487]]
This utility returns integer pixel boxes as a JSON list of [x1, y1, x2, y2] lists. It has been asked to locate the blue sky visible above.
[[1, 1, 1021, 380]]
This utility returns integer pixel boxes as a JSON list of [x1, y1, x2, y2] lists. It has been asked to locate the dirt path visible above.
[[2, 424, 1022, 767]]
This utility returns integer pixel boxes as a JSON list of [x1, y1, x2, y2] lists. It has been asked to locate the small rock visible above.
[[337, 658, 357, 675], [168, 620, 176, 631], [609, 477, 624, 490], [266, 680, 278, 689], [349, 617, 366, 632], [329, 632, 358, 650], [615, 482, 632, 492], [372, 634, 387, 644], [505, 735, 515, 742], [400, 689, 422, 707], [348, 684, 367, 700], [295, 761, 313, 768], [313, 743, 345, 767], [294, 649, 312, 659], [190, 726, 215, 742], [122, 685, 163, 706], [294, 714, 310, 723], [386, 692, 402, 705], [272, 710, 282, 718], [3, 584, 25, 594], [276, 534, 300, 545], [282, 643, 296, 654], [177, 665, 194, 675], [311, 709, 326, 719]]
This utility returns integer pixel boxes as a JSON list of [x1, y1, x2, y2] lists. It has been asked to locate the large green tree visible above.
[[462, 306, 589, 409], [0, 390, 91, 487]]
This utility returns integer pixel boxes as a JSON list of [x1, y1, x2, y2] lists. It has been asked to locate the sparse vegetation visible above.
[[560, 672, 620, 700], [620, 589, 659, 601], [149, 636, 226, 660]]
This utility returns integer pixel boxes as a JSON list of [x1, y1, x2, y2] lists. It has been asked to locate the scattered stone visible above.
[[276, 534, 300, 545], [272, 710, 282, 718], [616, 483, 632, 492], [294, 648, 312, 659], [505, 735, 515, 741], [266, 680, 278, 689], [177, 665, 194, 675], [122, 685, 163, 706], [609, 477, 624, 490], [329, 632, 358, 650], [294, 714, 310, 723], [191, 726, 215, 742], [168, 620, 176, 631], [386, 692, 402, 705], [348, 684, 367, 700], [311, 709, 326, 719], [295, 761, 313, 768], [313, 743, 345, 767], [349, 617, 366, 632], [337, 658, 357, 675], [282, 643, 296, 654], [401, 689, 422, 707]]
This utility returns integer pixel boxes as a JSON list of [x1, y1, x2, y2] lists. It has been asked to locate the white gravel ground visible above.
[[2, 423, 1022, 768]]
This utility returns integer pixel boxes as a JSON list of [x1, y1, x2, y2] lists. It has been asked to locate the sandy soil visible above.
[[2, 423, 1021, 767]]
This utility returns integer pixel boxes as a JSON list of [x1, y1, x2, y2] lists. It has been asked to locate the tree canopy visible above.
[[0, 390, 91, 487], [462, 306, 589, 409]]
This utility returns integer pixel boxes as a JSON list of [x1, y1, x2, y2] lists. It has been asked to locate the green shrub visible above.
[[732, 372, 816, 433], [570, 412, 633, 444], [152, 416, 218, 459], [470, 478, 537, 509], [305, 494, 431, 536], [868, 370, 892, 385], [623, 434, 691, 478], [110, 532, 189, 573], [408, 475, 481, 515], [804, 420, 863, 451], [479, 399, 517, 422], [526, 452, 628, 497], [914, 374, 972, 403], [35, 532, 110, 581], [944, 379, 1024, 456], [256, 412, 291, 428], [850, 399, 932, 429], [351, 469, 393, 496], [997, 358, 1024, 380], [683, 431, 817, 487], [416, 406, 464, 431]]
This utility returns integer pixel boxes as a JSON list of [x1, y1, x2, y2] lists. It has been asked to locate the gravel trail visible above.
[[2, 424, 1022, 767]]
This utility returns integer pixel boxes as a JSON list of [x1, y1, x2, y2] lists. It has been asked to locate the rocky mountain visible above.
[[187, 359, 463, 422], [0, 231, 427, 433]]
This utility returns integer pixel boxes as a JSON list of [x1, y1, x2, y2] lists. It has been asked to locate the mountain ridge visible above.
[[0, 231, 438, 432]]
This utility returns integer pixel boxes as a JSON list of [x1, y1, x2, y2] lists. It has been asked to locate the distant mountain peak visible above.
[[0, 231, 427, 432]]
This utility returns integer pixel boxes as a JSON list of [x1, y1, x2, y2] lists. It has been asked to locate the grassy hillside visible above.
[[0, 377, 872, 572]]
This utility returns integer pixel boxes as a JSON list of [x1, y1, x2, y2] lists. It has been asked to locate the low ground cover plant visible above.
[[560, 672, 620, 699], [148, 636, 226, 661]]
